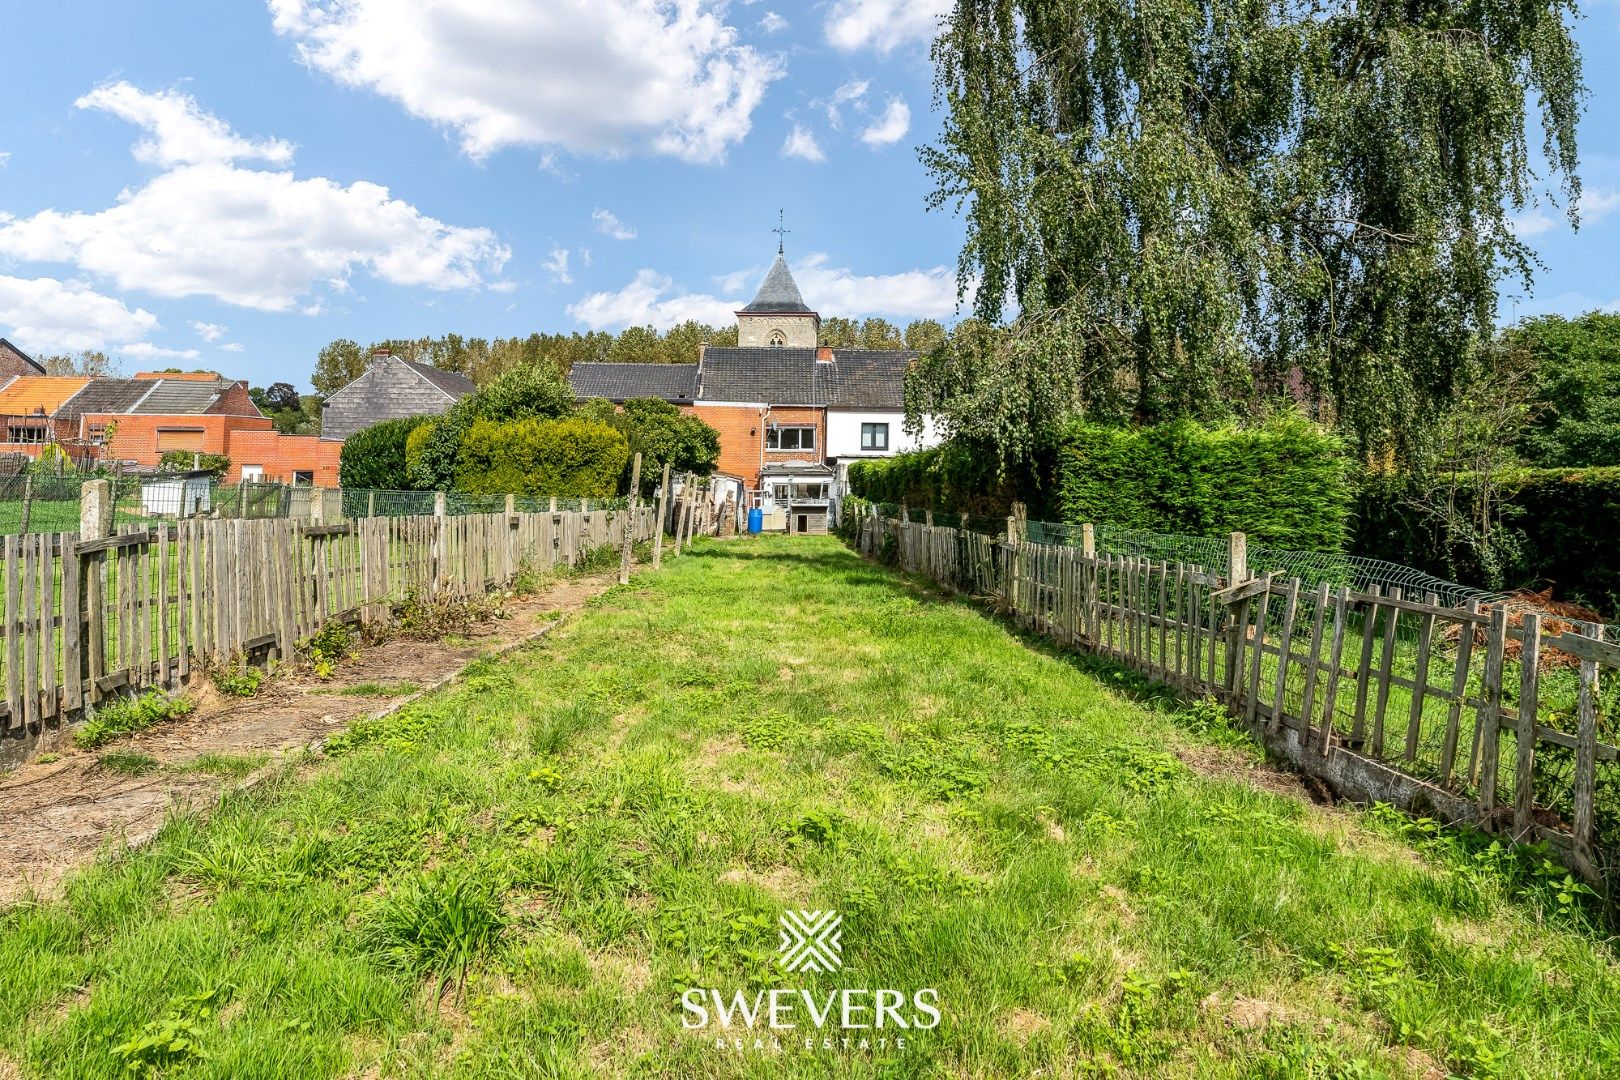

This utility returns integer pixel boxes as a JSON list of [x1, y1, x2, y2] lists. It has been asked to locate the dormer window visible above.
[[768, 329, 786, 347]]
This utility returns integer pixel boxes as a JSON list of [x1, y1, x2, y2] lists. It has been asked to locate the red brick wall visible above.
[[207, 381, 263, 417], [225, 430, 342, 486], [92, 413, 273, 466], [690, 404, 824, 490]]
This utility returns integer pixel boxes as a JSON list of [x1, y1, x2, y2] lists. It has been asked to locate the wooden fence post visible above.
[[1222, 532, 1249, 693], [619, 453, 642, 586], [18, 475, 32, 533], [367, 490, 376, 518], [433, 491, 448, 594], [1081, 523, 1095, 557], [1514, 612, 1542, 839], [653, 462, 671, 569]]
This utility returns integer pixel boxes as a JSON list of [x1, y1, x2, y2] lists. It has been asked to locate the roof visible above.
[[820, 349, 914, 410], [0, 339, 45, 375], [740, 255, 813, 314], [698, 348, 822, 404], [401, 358, 476, 399], [131, 378, 237, 414], [57, 378, 155, 419], [0, 377, 91, 416], [569, 362, 698, 403]]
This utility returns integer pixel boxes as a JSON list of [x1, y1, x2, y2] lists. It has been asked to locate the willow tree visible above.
[[914, 0, 1583, 463]]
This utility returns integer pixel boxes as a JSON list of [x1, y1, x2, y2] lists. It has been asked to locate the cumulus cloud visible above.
[[824, 0, 950, 53], [0, 84, 508, 311], [188, 320, 227, 341], [1512, 187, 1620, 238], [592, 208, 638, 240], [759, 11, 788, 34], [568, 270, 738, 330], [543, 245, 573, 285], [118, 342, 201, 361], [782, 125, 826, 163], [76, 82, 294, 167], [219, 342, 246, 352], [0, 274, 160, 353], [860, 99, 910, 146], [270, 0, 782, 163]]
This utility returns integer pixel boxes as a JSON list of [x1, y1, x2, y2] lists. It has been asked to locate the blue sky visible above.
[[0, 1, 1615, 393]]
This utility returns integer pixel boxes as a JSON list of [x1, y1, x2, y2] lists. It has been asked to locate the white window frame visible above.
[[766, 425, 816, 451]]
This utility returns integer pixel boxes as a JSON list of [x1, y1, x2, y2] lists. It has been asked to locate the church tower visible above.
[[736, 224, 819, 348]]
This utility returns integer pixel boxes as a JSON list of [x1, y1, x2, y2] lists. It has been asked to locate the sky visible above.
[[0, 1, 1617, 394]]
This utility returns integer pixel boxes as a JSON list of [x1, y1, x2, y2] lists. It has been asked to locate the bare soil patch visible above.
[[0, 574, 615, 905]]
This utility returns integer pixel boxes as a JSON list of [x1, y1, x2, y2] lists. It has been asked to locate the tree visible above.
[[38, 350, 118, 377], [312, 339, 366, 396], [1502, 312, 1620, 467], [857, 318, 903, 350], [919, 0, 1584, 464], [601, 398, 721, 493], [904, 320, 947, 353], [406, 362, 576, 490], [340, 416, 430, 489]]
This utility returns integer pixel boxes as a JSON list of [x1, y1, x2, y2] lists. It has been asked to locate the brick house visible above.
[[0, 338, 47, 379], [567, 246, 943, 532]]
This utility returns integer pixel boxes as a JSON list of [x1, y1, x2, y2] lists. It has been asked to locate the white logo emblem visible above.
[[777, 910, 842, 974]]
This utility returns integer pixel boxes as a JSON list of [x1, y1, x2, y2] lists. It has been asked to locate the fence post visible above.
[[549, 496, 558, 513], [433, 491, 448, 593], [367, 491, 376, 519], [80, 478, 112, 541], [619, 452, 642, 586], [505, 494, 516, 516], [1222, 532, 1249, 693], [18, 475, 32, 533], [653, 461, 671, 569], [309, 489, 325, 525]]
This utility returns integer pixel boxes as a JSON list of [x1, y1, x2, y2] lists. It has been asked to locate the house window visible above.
[[85, 424, 107, 446], [766, 425, 815, 451], [6, 422, 48, 445], [768, 329, 786, 347], [240, 465, 265, 482], [292, 470, 315, 485], [772, 484, 791, 501], [860, 422, 890, 451]]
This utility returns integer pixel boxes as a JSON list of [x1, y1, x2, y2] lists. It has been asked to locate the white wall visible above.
[[825, 409, 942, 460]]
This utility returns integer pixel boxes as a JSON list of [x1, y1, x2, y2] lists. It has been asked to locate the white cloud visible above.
[[580, 247, 594, 267], [1510, 187, 1620, 237], [543, 245, 573, 284], [860, 99, 910, 146], [76, 82, 294, 167], [0, 84, 508, 311], [568, 269, 738, 330], [0, 151, 10, 169], [782, 125, 826, 163], [0, 274, 160, 353], [117, 342, 201, 361], [592, 208, 638, 240], [824, 0, 950, 53], [759, 11, 788, 33], [271, 0, 782, 163], [818, 78, 869, 130], [219, 342, 246, 352], [188, 320, 227, 342]]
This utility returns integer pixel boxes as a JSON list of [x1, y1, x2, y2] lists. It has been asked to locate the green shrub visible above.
[[74, 692, 195, 749], [1353, 466, 1620, 615], [406, 363, 575, 491], [158, 450, 230, 473], [846, 439, 1032, 520], [454, 416, 629, 497], [340, 416, 431, 489]]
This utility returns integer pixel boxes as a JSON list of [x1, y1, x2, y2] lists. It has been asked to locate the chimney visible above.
[[816, 347, 834, 363], [371, 347, 391, 369]]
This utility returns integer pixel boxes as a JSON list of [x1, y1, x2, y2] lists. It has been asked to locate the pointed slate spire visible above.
[[742, 253, 812, 314]]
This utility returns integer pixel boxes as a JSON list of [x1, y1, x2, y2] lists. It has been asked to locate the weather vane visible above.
[[773, 209, 790, 255]]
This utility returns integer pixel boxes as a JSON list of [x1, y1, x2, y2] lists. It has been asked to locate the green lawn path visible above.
[[1, 535, 1616, 1078]]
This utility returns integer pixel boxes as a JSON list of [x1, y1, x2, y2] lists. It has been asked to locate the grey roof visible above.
[[131, 379, 235, 414], [698, 348, 821, 404], [740, 255, 813, 314], [57, 378, 154, 419], [820, 350, 914, 410], [569, 362, 697, 403], [401, 359, 476, 399]]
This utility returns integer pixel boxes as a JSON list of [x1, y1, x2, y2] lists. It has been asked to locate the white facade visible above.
[[825, 409, 943, 461]]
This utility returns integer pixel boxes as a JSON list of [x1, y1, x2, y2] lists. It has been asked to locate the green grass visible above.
[[338, 682, 422, 697], [71, 691, 195, 749], [2, 535, 1617, 1078]]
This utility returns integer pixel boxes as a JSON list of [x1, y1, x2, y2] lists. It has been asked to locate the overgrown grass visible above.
[[2, 536, 1617, 1078], [338, 682, 422, 698], [71, 692, 194, 750]]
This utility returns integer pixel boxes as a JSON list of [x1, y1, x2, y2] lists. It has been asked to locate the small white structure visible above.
[[140, 470, 213, 517]]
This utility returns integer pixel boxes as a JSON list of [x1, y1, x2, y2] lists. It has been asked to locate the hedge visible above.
[[849, 416, 1351, 550], [340, 416, 431, 490], [453, 417, 629, 498], [1353, 467, 1620, 616]]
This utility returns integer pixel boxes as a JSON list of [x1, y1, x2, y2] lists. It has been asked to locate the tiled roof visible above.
[[57, 379, 154, 419], [0, 377, 91, 415], [569, 362, 698, 403], [130, 379, 235, 414], [820, 350, 913, 410], [740, 255, 813, 314], [698, 348, 822, 404], [401, 359, 476, 399]]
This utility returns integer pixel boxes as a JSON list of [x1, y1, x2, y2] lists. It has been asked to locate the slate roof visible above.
[[131, 378, 236, 414], [57, 378, 154, 419], [698, 348, 822, 404], [569, 363, 697, 403], [820, 350, 914, 410], [401, 358, 476, 399], [739, 255, 813, 314]]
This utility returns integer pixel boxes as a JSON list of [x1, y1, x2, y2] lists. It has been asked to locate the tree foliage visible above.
[[340, 416, 431, 490], [593, 398, 721, 493], [37, 350, 118, 377], [1502, 312, 1620, 467], [406, 362, 576, 491], [919, 0, 1585, 463], [454, 417, 629, 497]]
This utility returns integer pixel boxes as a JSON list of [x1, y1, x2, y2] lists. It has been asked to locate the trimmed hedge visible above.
[[340, 416, 431, 490], [1353, 467, 1620, 615], [849, 416, 1351, 550], [454, 417, 629, 498]]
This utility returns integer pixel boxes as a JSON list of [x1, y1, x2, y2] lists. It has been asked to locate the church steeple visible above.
[[735, 219, 820, 348]]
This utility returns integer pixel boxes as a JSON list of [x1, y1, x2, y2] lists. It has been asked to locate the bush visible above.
[[454, 417, 629, 497], [600, 397, 721, 493], [850, 415, 1351, 549], [158, 451, 230, 474], [406, 363, 576, 491], [340, 416, 431, 489], [1354, 466, 1620, 615]]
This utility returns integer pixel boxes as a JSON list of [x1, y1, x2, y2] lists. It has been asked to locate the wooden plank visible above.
[[157, 523, 171, 688], [1316, 586, 1350, 755], [1296, 582, 1330, 734], [22, 534, 40, 730], [1210, 575, 1275, 605], [1572, 649, 1600, 869], [1156, 563, 1168, 679], [62, 535, 82, 717], [40, 531, 56, 719], [177, 522, 190, 682], [1245, 576, 1273, 724], [1439, 599, 1481, 785], [1540, 630, 1620, 667], [1476, 606, 1509, 805], [1514, 613, 1542, 838], [86, 547, 106, 705], [73, 531, 156, 555], [1370, 587, 1403, 757], [1402, 593, 1439, 762], [1349, 585, 1382, 747]]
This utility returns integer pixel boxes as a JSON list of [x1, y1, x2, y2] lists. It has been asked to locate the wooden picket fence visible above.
[[860, 513, 1619, 891], [0, 505, 657, 739]]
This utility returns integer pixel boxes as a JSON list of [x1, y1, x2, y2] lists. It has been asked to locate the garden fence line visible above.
[[856, 509, 1620, 899]]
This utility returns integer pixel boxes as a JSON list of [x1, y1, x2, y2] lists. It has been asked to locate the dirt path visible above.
[[0, 573, 617, 905]]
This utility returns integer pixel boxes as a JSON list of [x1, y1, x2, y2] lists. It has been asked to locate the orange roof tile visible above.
[[0, 377, 90, 416]]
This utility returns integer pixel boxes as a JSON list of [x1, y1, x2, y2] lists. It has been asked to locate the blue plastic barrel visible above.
[[747, 507, 763, 534]]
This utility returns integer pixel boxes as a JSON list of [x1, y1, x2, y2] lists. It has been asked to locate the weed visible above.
[[97, 750, 160, 776], [361, 870, 507, 984], [786, 808, 847, 848], [396, 589, 503, 639], [34, 752, 59, 764], [300, 622, 356, 678], [176, 752, 268, 779], [215, 666, 266, 697], [339, 681, 420, 697], [72, 691, 194, 749], [110, 986, 222, 1076]]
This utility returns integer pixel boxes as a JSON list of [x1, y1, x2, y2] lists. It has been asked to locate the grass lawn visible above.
[[2, 534, 1617, 1078]]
